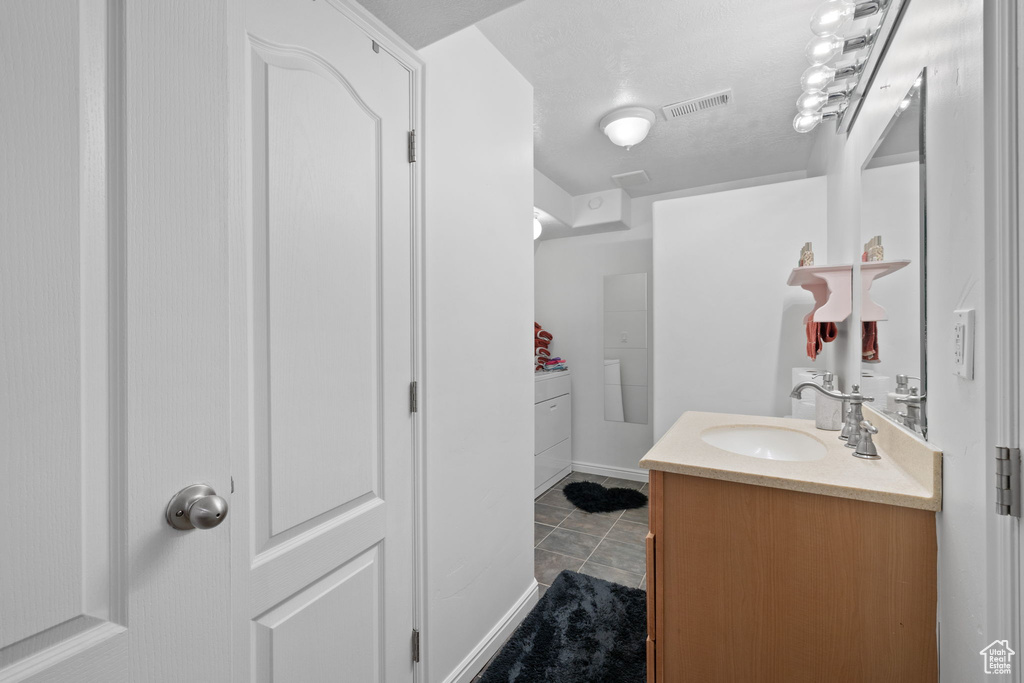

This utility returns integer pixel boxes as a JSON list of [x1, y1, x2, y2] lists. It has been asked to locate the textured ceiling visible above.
[[478, 0, 830, 198], [358, 0, 526, 48]]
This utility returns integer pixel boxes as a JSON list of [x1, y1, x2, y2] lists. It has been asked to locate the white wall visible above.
[[533, 171, 822, 476], [535, 237, 653, 477], [829, 2, 988, 679], [420, 26, 537, 683], [651, 177, 828, 438]]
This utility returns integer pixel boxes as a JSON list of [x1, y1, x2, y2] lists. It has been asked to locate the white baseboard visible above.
[[571, 460, 649, 483], [441, 580, 540, 683]]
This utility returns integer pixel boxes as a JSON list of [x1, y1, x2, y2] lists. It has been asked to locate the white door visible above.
[[230, 1, 418, 682], [1, 1, 235, 680], [1, 0, 419, 680]]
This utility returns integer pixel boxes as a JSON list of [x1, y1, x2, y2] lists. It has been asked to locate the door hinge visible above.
[[408, 130, 417, 163], [995, 446, 1021, 516], [412, 629, 421, 663], [410, 381, 418, 413]]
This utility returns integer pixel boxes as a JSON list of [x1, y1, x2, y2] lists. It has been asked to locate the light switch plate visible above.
[[953, 309, 975, 379]]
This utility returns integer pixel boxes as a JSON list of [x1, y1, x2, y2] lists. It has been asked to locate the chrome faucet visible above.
[[789, 381, 875, 451], [895, 386, 927, 437]]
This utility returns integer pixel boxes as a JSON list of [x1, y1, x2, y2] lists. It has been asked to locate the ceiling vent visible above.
[[662, 89, 733, 120], [611, 170, 650, 188]]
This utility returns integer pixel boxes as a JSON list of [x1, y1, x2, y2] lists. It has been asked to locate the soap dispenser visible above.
[[815, 372, 843, 431]]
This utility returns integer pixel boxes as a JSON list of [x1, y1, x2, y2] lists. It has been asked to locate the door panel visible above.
[[258, 56, 380, 540], [254, 547, 381, 683], [0, 2, 128, 678], [236, 1, 417, 681]]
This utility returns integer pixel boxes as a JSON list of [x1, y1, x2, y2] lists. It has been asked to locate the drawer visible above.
[[535, 373, 571, 403], [535, 394, 571, 454], [535, 438, 571, 490]]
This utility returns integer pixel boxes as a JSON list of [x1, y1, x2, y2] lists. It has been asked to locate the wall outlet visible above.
[[953, 309, 975, 379]]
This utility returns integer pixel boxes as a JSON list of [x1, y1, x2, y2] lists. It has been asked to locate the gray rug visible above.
[[479, 570, 646, 683]]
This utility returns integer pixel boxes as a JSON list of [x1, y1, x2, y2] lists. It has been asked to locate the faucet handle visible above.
[[854, 420, 880, 459]]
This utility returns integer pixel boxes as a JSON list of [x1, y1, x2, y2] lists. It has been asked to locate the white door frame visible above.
[[225, 0, 427, 679], [985, 0, 1021, 678]]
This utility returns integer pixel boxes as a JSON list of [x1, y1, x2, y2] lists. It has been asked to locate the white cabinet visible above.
[[534, 371, 572, 496]]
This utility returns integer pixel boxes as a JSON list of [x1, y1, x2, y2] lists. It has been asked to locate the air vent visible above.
[[611, 170, 650, 188], [662, 89, 733, 120]]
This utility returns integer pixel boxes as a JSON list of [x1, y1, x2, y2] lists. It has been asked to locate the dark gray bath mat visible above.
[[479, 570, 646, 683], [562, 481, 647, 513]]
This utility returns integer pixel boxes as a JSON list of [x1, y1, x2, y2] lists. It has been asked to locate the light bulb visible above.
[[793, 112, 825, 134], [805, 35, 844, 65], [810, 0, 856, 36], [801, 64, 837, 91], [796, 90, 830, 114], [533, 214, 543, 240], [898, 98, 911, 112]]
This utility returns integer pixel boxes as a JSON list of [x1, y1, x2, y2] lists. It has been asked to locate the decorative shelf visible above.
[[787, 265, 853, 323], [787, 260, 910, 324], [860, 260, 910, 322]]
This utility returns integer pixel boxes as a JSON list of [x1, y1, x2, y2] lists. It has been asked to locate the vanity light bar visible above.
[[794, 0, 893, 133]]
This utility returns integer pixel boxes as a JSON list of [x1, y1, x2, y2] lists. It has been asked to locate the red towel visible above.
[[535, 338, 549, 349], [536, 329, 553, 343], [862, 322, 880, 362], [536, 347, 551, 359]]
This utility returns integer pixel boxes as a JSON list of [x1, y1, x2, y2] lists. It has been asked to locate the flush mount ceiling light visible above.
[[599, 107, 656, 150]]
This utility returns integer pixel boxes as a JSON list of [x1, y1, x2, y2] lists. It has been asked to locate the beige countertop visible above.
[[639, 408, 942, 511]]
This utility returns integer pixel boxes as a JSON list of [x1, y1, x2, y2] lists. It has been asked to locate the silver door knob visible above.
[[166, 484, 228, 530]]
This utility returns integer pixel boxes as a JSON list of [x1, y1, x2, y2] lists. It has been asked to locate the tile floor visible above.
[[472, 471, 649, 681], [534, 471, 649, 596]]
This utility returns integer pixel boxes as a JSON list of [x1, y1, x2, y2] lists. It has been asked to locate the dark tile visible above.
[[620, 504, 649, 525], [534, 548, 584, 585], [603, 476, 645, 490], [535, 502, 571, 526], [639, 574, 647, 591], [558, 509, 621, 536], [580, 561, 644, 588], [538, 584, 548, 599], [536, 487, 575, 510], [535, 523, 555, 546], [538, 528, 603, 560], [640, 483, 649, 495], [604, 519, 649, 546], [588, 538, 647, 575]]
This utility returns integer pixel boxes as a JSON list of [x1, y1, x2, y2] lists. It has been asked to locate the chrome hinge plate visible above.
[[996, 446, 1021, 516], [410, 381, 418, 413], [412, 629, 421, 663], [408, 130, 417, 163]]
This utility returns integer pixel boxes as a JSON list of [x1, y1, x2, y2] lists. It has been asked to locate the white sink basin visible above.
[[701, 426, 827, 462]]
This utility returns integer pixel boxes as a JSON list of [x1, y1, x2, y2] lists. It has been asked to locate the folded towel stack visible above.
[[534, 322, 567, 371], [543, 357, 568, 372]]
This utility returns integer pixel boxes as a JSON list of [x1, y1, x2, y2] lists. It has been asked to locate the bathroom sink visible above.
[[701, 426, 827, 462]]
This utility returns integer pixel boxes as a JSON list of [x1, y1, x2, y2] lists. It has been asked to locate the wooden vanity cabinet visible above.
[[645, 470, 938, 683]]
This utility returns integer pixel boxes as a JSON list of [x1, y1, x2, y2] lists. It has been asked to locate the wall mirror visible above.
[[603, 273, 649, 424], [860, 69, 927, 438]]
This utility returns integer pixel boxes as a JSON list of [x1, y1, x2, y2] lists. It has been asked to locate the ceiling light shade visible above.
[[810, 0, 856, 36], [600, 107, 656, 150], [533, 212, 543, 240], [805, 35, 845, 65]]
